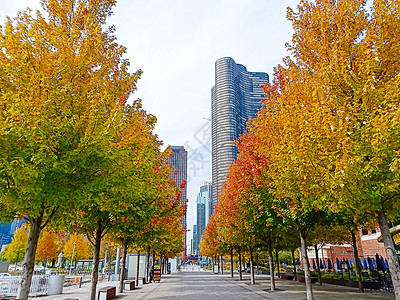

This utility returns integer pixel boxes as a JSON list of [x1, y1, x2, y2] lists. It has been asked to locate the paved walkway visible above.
[[42, 270, 395, 300]]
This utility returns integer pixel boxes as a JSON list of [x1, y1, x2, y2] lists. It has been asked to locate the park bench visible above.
[[153, 269, 161, 282], [98, 286, 116, 300], [124, 280, 135, 290]]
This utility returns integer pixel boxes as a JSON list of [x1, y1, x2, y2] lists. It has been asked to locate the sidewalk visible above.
[[224, 273, 395, 300], [40, 271, 396, 300]]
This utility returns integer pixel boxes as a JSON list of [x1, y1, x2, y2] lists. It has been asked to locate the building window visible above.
[[371, 229, 377, 234], [362, 229, 368, 235]]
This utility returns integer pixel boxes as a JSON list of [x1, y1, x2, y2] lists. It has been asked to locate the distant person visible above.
[[149, 266, 154, 283]]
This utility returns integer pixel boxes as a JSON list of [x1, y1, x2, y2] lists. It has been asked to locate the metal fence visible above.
[[0, 275, 49, 296]]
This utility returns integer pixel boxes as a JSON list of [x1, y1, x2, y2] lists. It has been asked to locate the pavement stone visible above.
[[40, 269, 396, 300]]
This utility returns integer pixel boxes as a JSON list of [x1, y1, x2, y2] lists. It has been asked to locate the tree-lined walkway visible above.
[[42, 271, 395, 300]]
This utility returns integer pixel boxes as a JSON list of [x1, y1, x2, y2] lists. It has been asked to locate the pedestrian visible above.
[[150, 266, 154, 283]]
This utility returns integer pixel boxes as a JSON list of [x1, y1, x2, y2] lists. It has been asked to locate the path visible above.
[[42, 270, 395, 300]]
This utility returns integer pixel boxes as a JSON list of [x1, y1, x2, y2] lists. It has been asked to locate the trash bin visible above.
[[47, 274, 65, 295], [213, 265, 218, 274]]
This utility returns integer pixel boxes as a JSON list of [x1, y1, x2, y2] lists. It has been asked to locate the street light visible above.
[[69, 242, 76, 276]]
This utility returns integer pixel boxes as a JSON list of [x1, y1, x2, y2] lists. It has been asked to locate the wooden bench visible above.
[[138, 277, 146, 285], [98, 286, 116, 300], [124, 280, 135, 290], [153, 269, 161, 282]]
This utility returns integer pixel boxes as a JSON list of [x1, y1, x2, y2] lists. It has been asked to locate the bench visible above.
[[98, 286, 116, 300], [124, 280, 135, 290], [138, 277, 146, 285]]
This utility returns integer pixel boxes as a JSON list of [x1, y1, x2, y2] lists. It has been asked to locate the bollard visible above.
[[79, 276, 83, 288]]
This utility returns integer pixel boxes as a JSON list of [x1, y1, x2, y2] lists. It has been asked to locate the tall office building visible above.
[[194, 182, 212, 254], [0, 219, 25, 250], [212, 57, 269, 205], [168, 146, 188, 258]]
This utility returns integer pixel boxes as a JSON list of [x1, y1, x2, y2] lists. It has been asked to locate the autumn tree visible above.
[[0, 0, 141, 298], [3, 226, 28, 267], [63, 234, 91, 263], [36, 230, 60, 266], [245, 1, 400, 299]]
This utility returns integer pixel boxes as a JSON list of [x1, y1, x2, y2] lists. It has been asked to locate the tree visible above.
[[36, 230, 60, 266], [0, 0, 141, 298], [3, 226, 28, 266], [63, 234, 91, 263], [246, 1, 400, 298]]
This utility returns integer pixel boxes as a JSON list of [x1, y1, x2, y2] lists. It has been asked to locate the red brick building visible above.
[[304, 228, 387, 270]]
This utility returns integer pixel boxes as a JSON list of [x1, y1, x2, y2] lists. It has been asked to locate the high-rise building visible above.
[[194, 182, 212, 254], [192, 225, 197, 255], [212, 57, 269, 205], [0, 219, 25, 250], [168, 146, 188, 258]]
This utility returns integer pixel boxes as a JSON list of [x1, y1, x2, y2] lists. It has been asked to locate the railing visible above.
[[0, 275, 49, 296]]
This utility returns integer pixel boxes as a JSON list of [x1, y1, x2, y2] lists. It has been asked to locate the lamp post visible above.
[[69, 242, 76, 276]]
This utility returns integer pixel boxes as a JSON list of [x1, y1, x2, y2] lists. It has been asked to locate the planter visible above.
[[321, 277, 358, 288], [281, 274, 295, 280], [298, 276, 318, 283]]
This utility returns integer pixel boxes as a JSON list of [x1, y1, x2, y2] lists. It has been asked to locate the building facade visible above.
[[211, 57, 269, 204], [168, 146, 188, 258], [194, 182, 212, 254]]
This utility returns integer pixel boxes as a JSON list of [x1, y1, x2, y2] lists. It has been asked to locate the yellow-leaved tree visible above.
[[3, 226, 28, 267], [0, 0, 141, 298]]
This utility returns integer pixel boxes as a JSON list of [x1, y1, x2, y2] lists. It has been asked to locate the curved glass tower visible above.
[[211, 57, 268, 205]]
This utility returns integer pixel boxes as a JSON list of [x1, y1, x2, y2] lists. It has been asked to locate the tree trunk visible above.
[[17, 216, 43, 300], [314, 244, 322, 286], [89, 225, 103, 300], [249, 246, 255, 285], [230, 248, 234, 278], [146, 246, 151, 283], [256, 251, 259, 275], [377, 209, 400, 300], [351, 230, 363, 293], [136, 251, 140, 287], [268, 242, 275, 291], [238, 247, 242, 281], [119, 242, 128, 293], [292, 249, 298, 281], [220, 255, 223, 274], [217, 255, 220, 273], [299, 229, 314, 300], [275, 250, 281, 279]]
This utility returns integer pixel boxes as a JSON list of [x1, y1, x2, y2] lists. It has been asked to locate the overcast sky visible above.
[[0, 0, 300, 252]]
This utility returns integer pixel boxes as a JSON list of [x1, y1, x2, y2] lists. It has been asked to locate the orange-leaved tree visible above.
[[36, 230, 60, 266]]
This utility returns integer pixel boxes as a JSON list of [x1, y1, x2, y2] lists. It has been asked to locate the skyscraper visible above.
[[194, 181, 212, 254], [168, 146, 188, 257], [0, 219, 25, 250], [212, 57, 269, 205]]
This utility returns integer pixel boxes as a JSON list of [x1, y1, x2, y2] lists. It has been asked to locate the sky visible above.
[[0, 0, 300, 252]]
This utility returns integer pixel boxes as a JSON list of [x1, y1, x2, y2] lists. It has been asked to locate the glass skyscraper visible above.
[[168, 146, 188, 257], [211, 57, 269, 204], [0, 219, 25, 250], [194, 182, 212, 254]]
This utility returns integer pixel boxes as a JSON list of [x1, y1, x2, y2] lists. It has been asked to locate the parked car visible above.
[[0, 273, 11, 278]]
